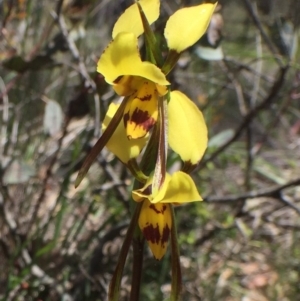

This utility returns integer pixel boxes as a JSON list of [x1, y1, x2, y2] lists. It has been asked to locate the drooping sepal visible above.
[[168, 91, 208, 165]]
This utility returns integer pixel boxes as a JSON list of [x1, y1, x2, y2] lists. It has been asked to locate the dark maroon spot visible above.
[[138, 94, 152, 101], [161, 224, 170, 245], [143, 224, 160, 244], [144, 186, 152, 196], [149, 204, 160, 214], [149, 204, 167, 214], [131, 108, 155, 131]]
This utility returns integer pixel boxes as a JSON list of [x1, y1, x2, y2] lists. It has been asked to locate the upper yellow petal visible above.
[[97, 32, 169, 87], [113, 0, 160, 38], [168, 91, 208, 164], [103, 103, 148, 163], [164, 3, 216, 52]]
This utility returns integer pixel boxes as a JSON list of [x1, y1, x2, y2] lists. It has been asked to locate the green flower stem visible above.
[[127, 159, 148, 184], [139, 120, 160, 175], [182, 161, 196, 174], [129, 230, 145, 301], [136, 1, 163, 66], [152, 96, 168, 193], [161, 50, 181, 75], [108, 202, 143, 301], [170, 205, 182, 301]]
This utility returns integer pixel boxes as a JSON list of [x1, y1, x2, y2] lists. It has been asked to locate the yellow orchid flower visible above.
[[98, 32, 169, 140], [74, 3, 216, 299], [97, 1, 212, 156], [75, 1, 213, 187], [133, 171, 202, 259]]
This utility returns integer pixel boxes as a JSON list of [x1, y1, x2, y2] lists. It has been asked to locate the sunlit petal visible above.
[[154, 171, 202, 203], [113, 0, 160, 38], [97, 32, 169, 87], [164, 3, 216, 52], [103, 103, 148, 162], [123, 80, 159, 139], [138, 200, 172, 260], [168, 91, 208, 164]]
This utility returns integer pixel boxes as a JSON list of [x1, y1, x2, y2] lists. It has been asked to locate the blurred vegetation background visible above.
[[1, 0, 300, 300]]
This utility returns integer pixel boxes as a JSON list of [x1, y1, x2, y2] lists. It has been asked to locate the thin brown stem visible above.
[[129, 233, 145, 301], [170, 205, 182, 301], [108, 202, 143, 301]]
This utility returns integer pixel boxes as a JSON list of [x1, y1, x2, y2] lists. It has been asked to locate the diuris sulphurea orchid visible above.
[[75, 0, 215, 190], [75, 1, 216, 299]]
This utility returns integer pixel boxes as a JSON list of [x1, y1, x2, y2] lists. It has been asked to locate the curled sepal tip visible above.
[[133, 171, 202, 204]]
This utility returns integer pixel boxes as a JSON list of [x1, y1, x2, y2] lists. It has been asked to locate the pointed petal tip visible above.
[[74, 172, 84, 188], [112, 0, 160, 38]]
